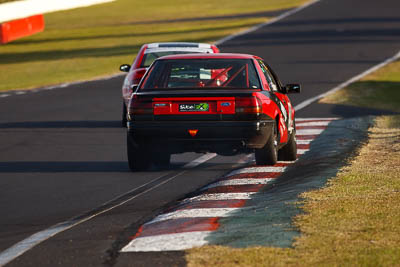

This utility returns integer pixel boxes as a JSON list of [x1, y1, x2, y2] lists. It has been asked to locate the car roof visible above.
[[144, 42, 216, 54], [147, 42, 213, 48], [156, 53, 260, 60]]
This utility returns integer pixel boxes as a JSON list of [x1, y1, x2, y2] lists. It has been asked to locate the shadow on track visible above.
[[0, 161, 130, 173], [0, 121, 121, 129], [0, 161, 193, 173]]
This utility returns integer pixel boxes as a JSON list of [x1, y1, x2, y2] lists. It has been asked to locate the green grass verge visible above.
[[0, 0, 307, 91], [186, 60, 400, 266], [320, 60, 400, 112]]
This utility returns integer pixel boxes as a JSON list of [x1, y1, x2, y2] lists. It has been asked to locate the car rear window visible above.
[[140, 51, 203, 68], [140, 59, 261, 90]]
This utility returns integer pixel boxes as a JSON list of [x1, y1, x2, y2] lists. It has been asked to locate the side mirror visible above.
[[130, 85, 138, 92], [284, 84, 301, 94], [120, 64, 131, 72]]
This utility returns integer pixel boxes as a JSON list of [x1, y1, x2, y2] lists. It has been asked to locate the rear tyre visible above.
[[255, 124, 278, 165], [278, 131, 297, 161], [127, 135, 149, 171], [122, 102, 127, 127]]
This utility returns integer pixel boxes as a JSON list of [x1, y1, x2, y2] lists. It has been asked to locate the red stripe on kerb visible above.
[[171, 200, 247, 211], [245, 162, 289, 168], [226, 172, 281, 179], [297, 144, 310, 149], [296, 135, 318, 140], [204, 184, 264, 194], [133, 217, 220, 238], [296, 126, 327, 130]]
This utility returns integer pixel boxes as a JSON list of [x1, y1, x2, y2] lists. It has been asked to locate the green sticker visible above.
[[195, 103, 209, 111]]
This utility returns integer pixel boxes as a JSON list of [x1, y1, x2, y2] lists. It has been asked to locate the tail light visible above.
[[132, 69, 147, 85], [211, 45, 220, 53], [235, 96, 262, 114], [129, 96, 153, 115]]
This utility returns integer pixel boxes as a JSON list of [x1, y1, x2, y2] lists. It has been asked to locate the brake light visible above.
[[235, 96, 262, 114], [132, 69, 147, 85], [211, 45, 220, 53], [188, 129, 198, 137], [129, 96, 153, 115]]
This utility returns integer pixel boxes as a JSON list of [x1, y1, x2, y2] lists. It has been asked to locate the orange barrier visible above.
[[0, 14, 44, 44]]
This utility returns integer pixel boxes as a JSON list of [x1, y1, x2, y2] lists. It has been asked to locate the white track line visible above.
[[146, 208, 244, 225], [215, 0, 321, 46], [205, 178, 275, 189], [121, 231, 213, 252], [295, 50, 400, 111], [183, 153, 217, 168], [0, 153, 216, 266]]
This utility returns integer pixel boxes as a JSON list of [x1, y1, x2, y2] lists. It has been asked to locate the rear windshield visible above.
[[140, 59, 261, 90], [140, 51, 203, 68]]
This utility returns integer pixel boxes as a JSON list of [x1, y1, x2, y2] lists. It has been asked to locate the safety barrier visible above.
[[0, 14, 44, 44]]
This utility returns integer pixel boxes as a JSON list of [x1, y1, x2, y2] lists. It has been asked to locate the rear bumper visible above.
[[127, 120, 274, 150]]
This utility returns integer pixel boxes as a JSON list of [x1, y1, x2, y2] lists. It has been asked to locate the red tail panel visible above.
[[153, 97, 235, 115]]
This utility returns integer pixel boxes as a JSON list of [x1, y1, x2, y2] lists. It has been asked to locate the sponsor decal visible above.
[[179, 103, 209, 112]]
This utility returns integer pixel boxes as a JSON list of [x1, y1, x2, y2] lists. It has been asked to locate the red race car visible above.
[[126, 53, 300, 171], [119, 42, 220, 126]]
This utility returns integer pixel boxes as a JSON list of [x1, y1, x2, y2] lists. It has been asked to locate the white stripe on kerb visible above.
[[297, 149, 309, 155], [121, 231, 213, 252], [205, 178, 275, 189], [146, 208, 243, 225], [183, 193, 255, 203], [296, 129, 324, 135], [296, 118, 339, 122], [296, 140, 313, 145], [296, 121, 331, 126], [0, 94, 10, 98], [226, 166, 286, 177]]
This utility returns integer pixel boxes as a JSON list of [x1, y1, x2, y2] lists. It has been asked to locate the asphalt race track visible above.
[[0, 0, 399, 266]]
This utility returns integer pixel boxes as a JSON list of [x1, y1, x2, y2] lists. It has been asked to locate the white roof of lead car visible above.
[[147, 42, 212, 48], [144, 47, 213, 54], [145, 42, 214, 54]]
